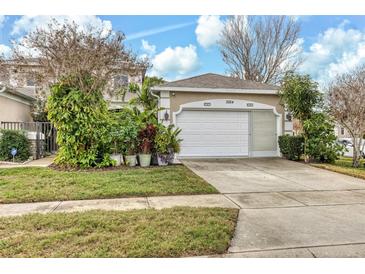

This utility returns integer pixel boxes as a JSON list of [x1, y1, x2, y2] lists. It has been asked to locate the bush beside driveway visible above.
[[0, 165, 217, 204]]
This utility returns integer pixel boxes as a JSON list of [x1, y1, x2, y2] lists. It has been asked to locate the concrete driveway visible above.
[[183, 158, 365, 257]]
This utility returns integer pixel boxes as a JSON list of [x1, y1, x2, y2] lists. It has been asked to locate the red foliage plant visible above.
[[138, 124, 157, 154]]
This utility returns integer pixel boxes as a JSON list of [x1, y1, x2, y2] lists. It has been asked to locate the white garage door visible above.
[[176, 110, 249, 157]]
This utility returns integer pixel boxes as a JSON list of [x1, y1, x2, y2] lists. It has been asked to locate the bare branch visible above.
[[5, 19, 149, 95], [219, 16, 302, 84], [328, 65, 365, 167]]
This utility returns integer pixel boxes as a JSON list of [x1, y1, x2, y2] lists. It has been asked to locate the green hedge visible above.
[[278, 135, 304, 161], [0, 129, 31, 162], [47, 79, 114, 168]]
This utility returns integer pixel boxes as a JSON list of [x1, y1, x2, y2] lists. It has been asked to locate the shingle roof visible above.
[[0, 85, 35, 101], [14, 87, 36, 100], [157, 73, 279, 90]]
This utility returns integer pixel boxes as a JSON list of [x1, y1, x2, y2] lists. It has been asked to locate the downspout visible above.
[[150, 88, 161, 122]]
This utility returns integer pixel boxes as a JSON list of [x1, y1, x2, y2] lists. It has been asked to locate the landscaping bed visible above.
[[0, 165, 218, 204], [0, 207, 238, 258], [311, 157, 365, 180]]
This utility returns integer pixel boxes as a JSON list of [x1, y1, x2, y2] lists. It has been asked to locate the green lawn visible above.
[[311, 157, 365, 180], [0, 165, 218, 204], [0, 207, 238, 258]]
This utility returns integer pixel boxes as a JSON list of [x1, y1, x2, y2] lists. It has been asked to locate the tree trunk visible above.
[[353, 137, 360, 168]]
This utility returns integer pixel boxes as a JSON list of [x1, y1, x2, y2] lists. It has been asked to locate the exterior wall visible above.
[[168, 91, 285, 134], [335, 124, 351, 138], [0, 96, 33, 122], [2, 61, 146, 110]]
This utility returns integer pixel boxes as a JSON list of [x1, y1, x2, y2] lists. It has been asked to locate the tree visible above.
[[8, 20, 148, 167], [128, 76, 165, 111], [279, 72, 324, 162], [11, 19, 148, 94], [31, 91, 48, 122], [219, 16, 301, 84], [328, 66, 365, 168], [279, 72, 323, 123]]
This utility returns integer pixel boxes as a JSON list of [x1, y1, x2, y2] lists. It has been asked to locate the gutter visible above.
[[150, 88, 160, 100], [151, 86, 278, 95]]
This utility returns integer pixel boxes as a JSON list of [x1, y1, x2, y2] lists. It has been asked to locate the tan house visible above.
[[152, 73, 293, 158], [334, 123, 351, 139], [0, 85, 35, 123]]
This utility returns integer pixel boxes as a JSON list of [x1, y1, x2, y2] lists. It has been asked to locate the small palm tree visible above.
[[128, 76, 165, 111]]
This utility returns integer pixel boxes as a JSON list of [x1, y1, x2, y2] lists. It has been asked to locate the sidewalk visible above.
[[0, 194, 239, 217], [0, 155, 55, 169]]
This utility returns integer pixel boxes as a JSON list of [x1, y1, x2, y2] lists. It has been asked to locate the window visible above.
[[26, 77, 35, 87], [114, 75, 129, 89], [341, 127, 345, 135], [285, 112, 292, 122]]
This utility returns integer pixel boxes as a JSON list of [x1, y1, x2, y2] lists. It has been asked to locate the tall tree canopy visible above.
[[9, 19, 148, 95], [328, 65, 365, 167], [219, 16, 302, 84]]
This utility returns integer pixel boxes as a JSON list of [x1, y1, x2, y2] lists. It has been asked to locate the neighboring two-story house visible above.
[[0, 59, 147, 123]]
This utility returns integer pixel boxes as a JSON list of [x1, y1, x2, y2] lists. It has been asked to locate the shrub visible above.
[[155, 125, 170, 154], [47, 78, 114, 168], [154, 124, 182, 155], [0, 130, 31, 162], [303, 112, 344, 163], [138, 124, 157, 154], [278, 135, 304, 161], [118, 116, 139, 155]]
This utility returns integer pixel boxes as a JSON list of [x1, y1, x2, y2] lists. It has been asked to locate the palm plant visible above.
[[128, 76, 165, 111], [166, 125, 182, 154]]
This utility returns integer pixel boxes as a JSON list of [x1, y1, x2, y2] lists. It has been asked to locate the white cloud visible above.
[[150, 44, 199, 77], [0, 15, 6, 29], [0, 44, 11, 58], [126, 22, 194, 41], [141, 39, 156, 57], [195, 15, 224, 49], [300, 20, 365, 86], [11, 15, 112, 37]]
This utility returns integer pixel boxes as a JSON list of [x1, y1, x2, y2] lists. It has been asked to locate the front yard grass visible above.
[[0, 207, 238, 258], [311, 157, 365, 180], [0, 165, 218, 204]]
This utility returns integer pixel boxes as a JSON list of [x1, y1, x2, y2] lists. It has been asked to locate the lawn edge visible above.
[[310, 163, 365, 181]]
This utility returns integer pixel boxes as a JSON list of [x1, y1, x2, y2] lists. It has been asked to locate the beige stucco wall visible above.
[[0, 96, 33, 122], [169, 91, 284, 132]]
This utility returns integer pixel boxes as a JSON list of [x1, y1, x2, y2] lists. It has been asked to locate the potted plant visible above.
[[120, 117, 139, 167], [154, 125, 170, 166], [110, 141, 123, 166], [109, 123, 123, 166], [166, 125, 182, 164], [138, 123, 157, 167]]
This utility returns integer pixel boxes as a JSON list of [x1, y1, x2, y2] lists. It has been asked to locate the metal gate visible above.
[[0, 121, 57, 159]]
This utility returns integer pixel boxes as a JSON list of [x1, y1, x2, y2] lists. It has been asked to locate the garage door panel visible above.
[[180, 130, 249, 137], [177, 122, 248, 130], [179, 111, 245, 120], [252, 111, 277, 152], [176, 110, 249, 157], [181, 138, 249, 147], [181, 146, 248, 156]]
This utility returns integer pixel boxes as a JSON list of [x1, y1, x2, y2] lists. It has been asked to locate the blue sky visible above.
[[1, 15, 365, 86]]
